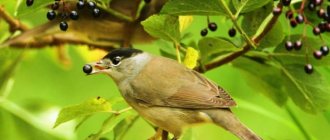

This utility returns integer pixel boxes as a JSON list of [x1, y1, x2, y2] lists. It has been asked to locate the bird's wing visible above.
[[129, 56, 236, 109]]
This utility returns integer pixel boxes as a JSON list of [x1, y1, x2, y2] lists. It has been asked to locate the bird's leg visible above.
[[161, 130, 168, 140], [148, 127, 163, 140]]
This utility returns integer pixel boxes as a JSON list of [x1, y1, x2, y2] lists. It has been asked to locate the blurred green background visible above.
[[1, 0, 330, 140]]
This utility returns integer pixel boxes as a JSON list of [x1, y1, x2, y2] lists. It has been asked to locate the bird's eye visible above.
[[112, 56, 121, 65]]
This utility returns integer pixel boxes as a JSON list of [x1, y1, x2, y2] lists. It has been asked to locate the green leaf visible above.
[[258, 21, 284, 48], [141, 15, 181, 43], [198, 37, 240, 63], [160, 0, 226, 15], [241, 2, 272, 37], [16, 0, 53, 17], [54, 97, 112, 128], [281, 64, 330, 113], [232, 57, 288, 106], [232, 0, 272, 14], [273, 35, 330, 66]]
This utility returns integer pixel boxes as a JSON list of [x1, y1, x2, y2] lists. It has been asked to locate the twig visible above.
[[197, 3, 283, 72], [0, 5, 28, 32]]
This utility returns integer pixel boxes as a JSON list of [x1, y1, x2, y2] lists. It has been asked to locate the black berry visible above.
[[26, 0, 33, 6], [308, 2, 316, 11], [313, 27, 321, 35], [317, 9, 325, 18], [320, 46, 329, 56], [294, 40, 302, 50], [313, 50, 323, 59], [318, 22, 326, 33], [77, 1, 85, 9], [208, 22, 217, 31], [70, 10, 79, 20], [273, 7, 282, 16], [304, 64, 313, 74], [88, 1, 96, 9], [282, 0, 291, 6], [51, 2, 59, 10], [325, 23, 330, 31], [327, 6, 330, 15], [83, 64, 93, 74], [200, 28, 208, 36], [285, 41, 293, 51], [295, 14, 304, 24], [286, 10, 293, 19], [59, 21, 68, 31], [93, 8, 101, 17], [47, 10, 56, 20], [290, 19, 297, 28], [228, 28, 236, 37], [314, 0, 323, 6]]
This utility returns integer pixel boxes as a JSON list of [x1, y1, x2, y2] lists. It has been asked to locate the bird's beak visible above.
[[83, 61, 110, 75]]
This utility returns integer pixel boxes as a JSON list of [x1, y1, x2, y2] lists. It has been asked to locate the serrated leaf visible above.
[[54, 97, 112, 128], [259, 21, 284, 48], [160, 0, 226, 15], [273, 35, 330, 66], [232, 57, 288, 106], [232, 0, 272, 14], [281, 64, 330, 113], [198, 37, 240, 63], [16, 0, 53, 17], [241, 2, 272, 36], [183, 47, 199, 69], [142, 15, 180, 43]]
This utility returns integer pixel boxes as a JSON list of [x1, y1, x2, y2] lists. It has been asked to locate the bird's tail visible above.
[[203, 109, 262, 140]]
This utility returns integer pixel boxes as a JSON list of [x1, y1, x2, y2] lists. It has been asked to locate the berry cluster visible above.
[[272, 0, 330, 74], [26, 0, 101, 31], [200, 18, 236, 37]]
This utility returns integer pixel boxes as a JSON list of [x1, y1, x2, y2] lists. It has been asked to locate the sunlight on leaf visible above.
[[16, 0, 53, 17], [179, 16, 194, 33], [183, 47, 199, 69], [54, 97, 112, 128]]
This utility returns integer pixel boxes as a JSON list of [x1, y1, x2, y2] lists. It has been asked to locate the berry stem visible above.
[[174, 42, 182, 63], [0, 5, 28, 32], [219, 0, 256, 48]]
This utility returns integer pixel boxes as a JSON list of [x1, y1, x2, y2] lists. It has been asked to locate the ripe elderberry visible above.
[[59, 21, 68, 31], [70, 11, 79, 20], [200, 28, 208, 37], [144, 0, 152, 3], [294, 40, 302, 50], [228, 28, 236, 37], [304, 64, 313, 74], [88, 1, 96, 9], [26, 0, 33, 6], [273, 7, 282, 16], [282, 0, 291, 6], [83, 64, 93, 74], [47, 10, 56, 20], [208, 22, 217, 31], [285, 41, 293, 51], [77, 1, 85, 9], [313, 27, 321, 35], [308, 2, 316, 11], [295, 14, 304, 24], [290, 19, 297, 28], [320, 46, 329, 56], [51, 2, 59, 10], [313, 50, 323, 59], [317, 9, 325, 18], [93, 8, 101, 17], [286, 10, 293, 19]]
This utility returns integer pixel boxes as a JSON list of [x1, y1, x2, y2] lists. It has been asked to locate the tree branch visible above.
[[197, 3, 283, 73], [0, 5, 28, 32]]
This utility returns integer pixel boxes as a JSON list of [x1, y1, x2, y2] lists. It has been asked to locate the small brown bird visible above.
[[83, 48, 262, 140]]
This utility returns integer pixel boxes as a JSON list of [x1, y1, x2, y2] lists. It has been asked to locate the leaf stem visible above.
[[175, 43, 182, 63], [285, 105, 312, 140], [218, 0, 256, 48]]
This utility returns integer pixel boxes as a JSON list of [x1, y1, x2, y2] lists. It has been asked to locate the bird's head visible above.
[[83, 48, 150, 83]]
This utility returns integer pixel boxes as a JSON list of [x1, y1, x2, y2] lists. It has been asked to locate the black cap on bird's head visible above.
[[83, 48, 143, 75]]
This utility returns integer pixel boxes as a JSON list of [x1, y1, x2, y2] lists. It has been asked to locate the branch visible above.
[[0, 5, 28, 32], [197, 3, 283, 73]]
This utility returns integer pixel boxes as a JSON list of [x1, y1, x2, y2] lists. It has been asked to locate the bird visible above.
[[83, 48, 262, 140]]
